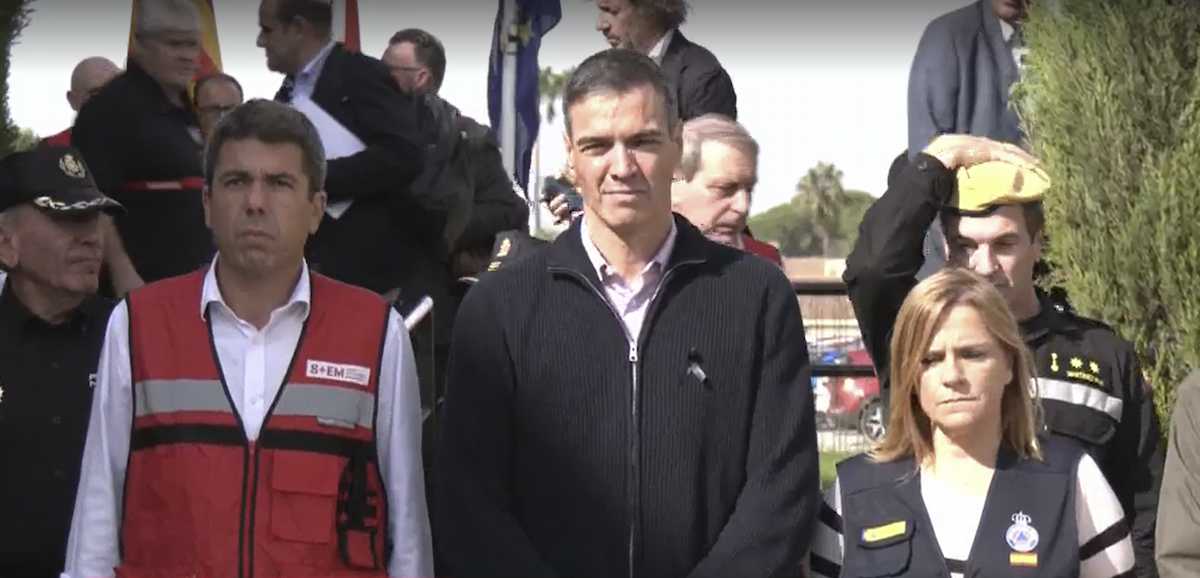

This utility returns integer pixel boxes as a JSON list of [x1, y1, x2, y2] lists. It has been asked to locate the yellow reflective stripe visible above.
[[1010, 552, 1038, 567], [862, 520, 906, 543]]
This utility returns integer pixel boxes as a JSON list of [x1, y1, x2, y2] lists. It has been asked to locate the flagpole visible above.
[[500, 0, 519, 182]]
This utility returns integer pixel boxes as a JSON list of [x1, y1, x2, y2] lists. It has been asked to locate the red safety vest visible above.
[[117, 269, 391, 578]]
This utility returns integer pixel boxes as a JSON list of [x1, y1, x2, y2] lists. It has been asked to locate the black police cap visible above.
[[0, 146, 123, 214]]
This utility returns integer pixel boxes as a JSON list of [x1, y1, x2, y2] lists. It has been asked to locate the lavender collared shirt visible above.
[[580, 217, 678, 342]]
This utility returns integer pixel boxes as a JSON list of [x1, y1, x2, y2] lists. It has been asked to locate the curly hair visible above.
[[630, 0, 689, 30]]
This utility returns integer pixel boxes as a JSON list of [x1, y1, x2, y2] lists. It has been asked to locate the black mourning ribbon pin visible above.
[[686, 348, 709, 387]]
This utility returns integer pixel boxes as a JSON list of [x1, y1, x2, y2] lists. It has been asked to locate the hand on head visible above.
[[923, 134, 1040, 173]]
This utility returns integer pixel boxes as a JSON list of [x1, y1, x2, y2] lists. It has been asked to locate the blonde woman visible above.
[[810, 269, 1133, 577]]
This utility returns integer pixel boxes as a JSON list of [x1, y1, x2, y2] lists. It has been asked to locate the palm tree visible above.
[[796, 162, 846, 257], [538, 66, 572, 124]]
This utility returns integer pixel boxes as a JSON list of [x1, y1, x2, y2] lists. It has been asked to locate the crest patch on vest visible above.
[[862, 520, 906, 543], [306, 359, 371, 387], [1006, 511, 1040, 553]]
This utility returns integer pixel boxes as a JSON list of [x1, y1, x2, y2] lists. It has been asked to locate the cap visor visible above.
[[32, 188, 125, 214]]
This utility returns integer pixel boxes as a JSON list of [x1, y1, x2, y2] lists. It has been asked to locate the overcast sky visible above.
[[9, 0, 972, 215]]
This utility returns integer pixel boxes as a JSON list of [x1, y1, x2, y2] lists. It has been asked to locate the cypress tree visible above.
[[0, 0, 31, 157], [1015, 0, 1200, 421]]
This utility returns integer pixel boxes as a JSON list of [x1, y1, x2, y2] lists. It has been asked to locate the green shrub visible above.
[[1014, 0, 1200, 423], [0, 0, 31, 157]]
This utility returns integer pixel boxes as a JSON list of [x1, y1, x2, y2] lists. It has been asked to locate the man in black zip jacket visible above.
[[844, 134, 1162, 577], [434, 49, 819, 578]]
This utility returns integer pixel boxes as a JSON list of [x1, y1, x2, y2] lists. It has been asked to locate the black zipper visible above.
[[551, 258, 699, 578]]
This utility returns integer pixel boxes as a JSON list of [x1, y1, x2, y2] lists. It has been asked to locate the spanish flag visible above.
[[128, 0, 222, 78], [333, 0, 360, 53]]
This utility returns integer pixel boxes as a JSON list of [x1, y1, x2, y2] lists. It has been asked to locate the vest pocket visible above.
[[269, 450, 343, 544], [847, 518, 915, 577]]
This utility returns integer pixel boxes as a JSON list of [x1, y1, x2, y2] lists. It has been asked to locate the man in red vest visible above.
[[63, 99, 433, 578]]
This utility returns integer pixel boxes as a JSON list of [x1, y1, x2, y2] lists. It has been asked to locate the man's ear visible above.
[[201, 185, 213, 230], [309, 190, 327, 234]]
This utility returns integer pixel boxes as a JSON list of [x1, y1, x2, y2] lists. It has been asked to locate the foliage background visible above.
[[0, 0, 31, 156], [1015, 0, 1200, 422]]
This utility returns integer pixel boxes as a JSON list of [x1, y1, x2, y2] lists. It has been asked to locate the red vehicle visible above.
[[821, 348, 885, 442]]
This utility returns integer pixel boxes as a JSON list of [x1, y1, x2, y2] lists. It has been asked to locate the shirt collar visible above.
[[580, 215, 677, 284], [296, 40, 337, 86], [999, 19, 1017, 43], [648, 28, 675, 64], [200, 256, 312, 322]]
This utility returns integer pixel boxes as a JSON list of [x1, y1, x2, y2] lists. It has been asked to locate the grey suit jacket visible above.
[[907, 0, 1024, 158], [1157, 369, 1200, 577]]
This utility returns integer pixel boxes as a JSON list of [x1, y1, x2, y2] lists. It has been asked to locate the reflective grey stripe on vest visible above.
[[1035, 377, 1124, 421], [135, 379, 376, 429]]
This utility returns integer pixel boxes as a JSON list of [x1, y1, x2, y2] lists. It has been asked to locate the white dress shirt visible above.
[[580, 217, 677, 341], [999, 19, 1028, 72], [62, 260, 433, 578], [291, 40, 337, 102], [648, 28, 676, 65]]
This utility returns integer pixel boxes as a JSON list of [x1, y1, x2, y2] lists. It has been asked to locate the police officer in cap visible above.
[[843, 134, 1162, 576], [0, 146, 122, 578]]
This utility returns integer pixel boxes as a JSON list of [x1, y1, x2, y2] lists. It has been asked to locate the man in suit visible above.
[[1158, 370, 1200, 577], [594, 0, 737, 121], [908, 0, 1030, 158], [257, 0, 430, 295]]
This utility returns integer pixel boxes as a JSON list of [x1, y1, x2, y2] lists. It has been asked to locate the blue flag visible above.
[[488, 0, 562, 194]]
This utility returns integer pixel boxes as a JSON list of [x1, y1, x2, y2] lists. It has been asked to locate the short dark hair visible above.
[[204, 99, 326, 195], [631, 0, 689, 30], [1021, 200, 1045, 240], [193, 72, 244, 106], [940, 200, 1046, 241], [389, 28, 447, 93], [274, 0, 332, 36], [563, 48, 677, 137]]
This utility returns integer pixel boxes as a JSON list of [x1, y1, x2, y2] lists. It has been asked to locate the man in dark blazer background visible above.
[[907, 0, 1029, 159], [595, 0, 737, 121], [257, 0, 433, 296]]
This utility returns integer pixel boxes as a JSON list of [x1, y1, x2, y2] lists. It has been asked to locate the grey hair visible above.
[[204, 99, 327, 195], [135, 0, 201, 36], [677, 114, 758, 180], [563, 48, 678, 137], [631, 0, 689, 30]]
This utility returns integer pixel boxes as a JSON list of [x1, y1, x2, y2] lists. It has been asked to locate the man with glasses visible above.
[[194, 72, 244, 142], [72, 0, 212, 293]]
